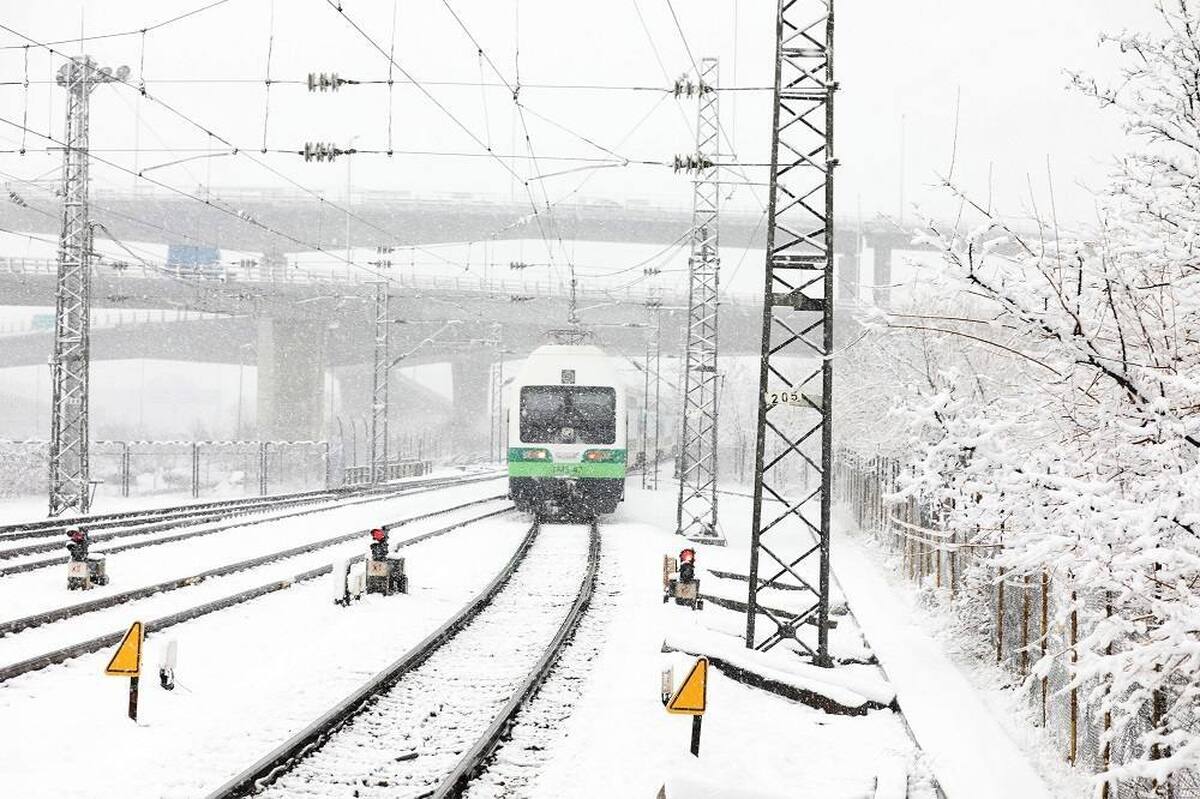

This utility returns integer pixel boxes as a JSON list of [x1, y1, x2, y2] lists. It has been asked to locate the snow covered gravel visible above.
[[259, 521, 592, 799], [0, 477, 507, 623], [0, 497, 511, 668], [0, 513, 530, 798]]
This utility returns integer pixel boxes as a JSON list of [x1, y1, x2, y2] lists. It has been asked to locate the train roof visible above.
[[513, 344, 623, 389]]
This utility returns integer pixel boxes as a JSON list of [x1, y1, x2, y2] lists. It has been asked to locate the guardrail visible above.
[[342, 459, 432, 486], [0, 256, 693, 306]]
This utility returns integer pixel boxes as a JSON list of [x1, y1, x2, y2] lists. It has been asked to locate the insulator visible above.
[[303, 142, 341, 162], [7, 190, 27, 207], [672, 76, 698, 98], [643, 267, 661, 275], [307, 72, 345, 92], [509, 261, 530, 270], [509, 295, 535, 302], [672, 153, 714, 174]]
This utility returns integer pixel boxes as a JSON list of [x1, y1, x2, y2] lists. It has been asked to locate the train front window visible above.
[[520, 386, 616, 444]]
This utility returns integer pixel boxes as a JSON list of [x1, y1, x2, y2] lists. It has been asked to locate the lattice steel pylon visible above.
[[47, 57, 124, 517], [370, 282, 390, 483], [745, 0, 837, 664], [675, 57, 725, 546], [641, 289, 664, 491]]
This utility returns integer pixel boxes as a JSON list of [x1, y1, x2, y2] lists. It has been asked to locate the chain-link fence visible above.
[[0, 439, 332, 506], [835, 449, 1196, 799]]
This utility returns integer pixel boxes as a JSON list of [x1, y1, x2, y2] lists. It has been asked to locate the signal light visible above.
[[513, 448, 550, 461]]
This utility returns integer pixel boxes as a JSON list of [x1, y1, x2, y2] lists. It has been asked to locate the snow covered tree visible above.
[[838, 2, 1200, 793]]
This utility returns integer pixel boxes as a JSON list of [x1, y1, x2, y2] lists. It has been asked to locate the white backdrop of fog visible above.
[[0, 1, 1160, 439], [0, 0, 1156, 224]]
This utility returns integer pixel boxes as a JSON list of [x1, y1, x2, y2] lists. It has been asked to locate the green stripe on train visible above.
[[508, 462, 628, 479]]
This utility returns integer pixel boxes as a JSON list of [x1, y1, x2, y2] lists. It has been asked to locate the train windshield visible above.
[[520, 386, 616, 444]]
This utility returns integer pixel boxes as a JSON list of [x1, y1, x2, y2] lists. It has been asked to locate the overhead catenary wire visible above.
[[0, 0, 234, 51], [321, 0, 560, 284], [0, 21, 493, 275], [0, 114, 404, 287]]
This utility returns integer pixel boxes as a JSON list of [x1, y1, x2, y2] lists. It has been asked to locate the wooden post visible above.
[[1069, 594, 1078, 766], [1101, 591, 1112, 799], [997, 567, 1006, 666], [1020, 573, 1030, 676], [949, 528, 957, 598], [1040, 572, 1049, 726]]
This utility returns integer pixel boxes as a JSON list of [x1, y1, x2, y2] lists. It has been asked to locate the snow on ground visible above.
[[0, 471, 1068, 798], [528, 483, 934, 799], [0, 466, 494, 526], [0, 477, 508, 624], [832, 511, 1093, 799], [0, 514, 532, 798], [0, 496, 511, 666]]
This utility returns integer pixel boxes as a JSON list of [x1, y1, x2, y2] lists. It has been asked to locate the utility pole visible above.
[[745, 0, 837, 664], [642, 291, 664, 491], [675, 57, 724, 546], [370, 282, 389, 483], [490, 323, 504, 463], [48, 57, 126, 517]]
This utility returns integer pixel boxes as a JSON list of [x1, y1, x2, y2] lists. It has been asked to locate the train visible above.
[[506, 343, 627, 517]]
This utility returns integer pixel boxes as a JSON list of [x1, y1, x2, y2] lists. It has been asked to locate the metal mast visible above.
[[675, 57, 724, 546], [642, 289, 664, 491], [48, 57, 124, 517], [745, 0, 837, 663], [370, 282, 390, 483]]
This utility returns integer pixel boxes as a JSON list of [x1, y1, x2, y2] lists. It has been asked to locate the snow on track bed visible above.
[[0, 498, 513, 674], [0, 477, 507, 624], [0, 472, 503, 573], [0, 517, 534, 799], [252, 522, 595, 799], [462, 523, 618, 798]]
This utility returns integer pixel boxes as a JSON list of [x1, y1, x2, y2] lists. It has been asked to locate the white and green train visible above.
[[507, 343, 627, 517]]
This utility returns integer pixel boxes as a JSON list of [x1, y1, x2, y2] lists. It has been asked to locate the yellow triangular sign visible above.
[[105, 621, 143, 677], [666, 657, 707, 715]]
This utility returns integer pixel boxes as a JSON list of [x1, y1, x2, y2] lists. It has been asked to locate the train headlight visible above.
[[583, 449, 620, 462], [512, 448, 551, 461]]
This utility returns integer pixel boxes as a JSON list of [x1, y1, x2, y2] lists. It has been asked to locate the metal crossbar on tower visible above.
[[47, 57, 125, 517], [745, 0, 837, 664], [370, 282, 390, 483], [675, 57, 725, 546]]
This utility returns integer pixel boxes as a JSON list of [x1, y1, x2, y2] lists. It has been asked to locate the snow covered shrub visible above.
[[838, 3, 1200, 792]]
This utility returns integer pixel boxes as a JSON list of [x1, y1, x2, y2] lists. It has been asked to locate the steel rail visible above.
[[0, 473, 503, 575], [0, 471, 499, 541], [204, 518, 544, 799], [0, 505, 517, 683], [0, 485, 355, 538], [431, 520, 601, 799], [0, 495, 508, 637]]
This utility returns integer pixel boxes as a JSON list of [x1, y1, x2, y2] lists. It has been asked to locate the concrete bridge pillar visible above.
[[837, 249, 860, 301], [451, 355, 495, 457], [873, 246, 893, 309], [256, 318, 327, 441]]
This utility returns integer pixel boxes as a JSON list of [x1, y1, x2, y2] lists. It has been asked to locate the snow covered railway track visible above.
[[460, 524, 616, 798], [207, 519, 599, 799], [0, 483, 390, 540], [0, 501, 516, 684], [0, 472, 502, 575]]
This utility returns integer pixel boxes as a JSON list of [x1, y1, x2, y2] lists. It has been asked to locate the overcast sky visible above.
[[0, 0, 1160, 227]]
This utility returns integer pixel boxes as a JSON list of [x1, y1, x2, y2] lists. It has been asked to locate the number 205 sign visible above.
[[764, 390, 821, 409]]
